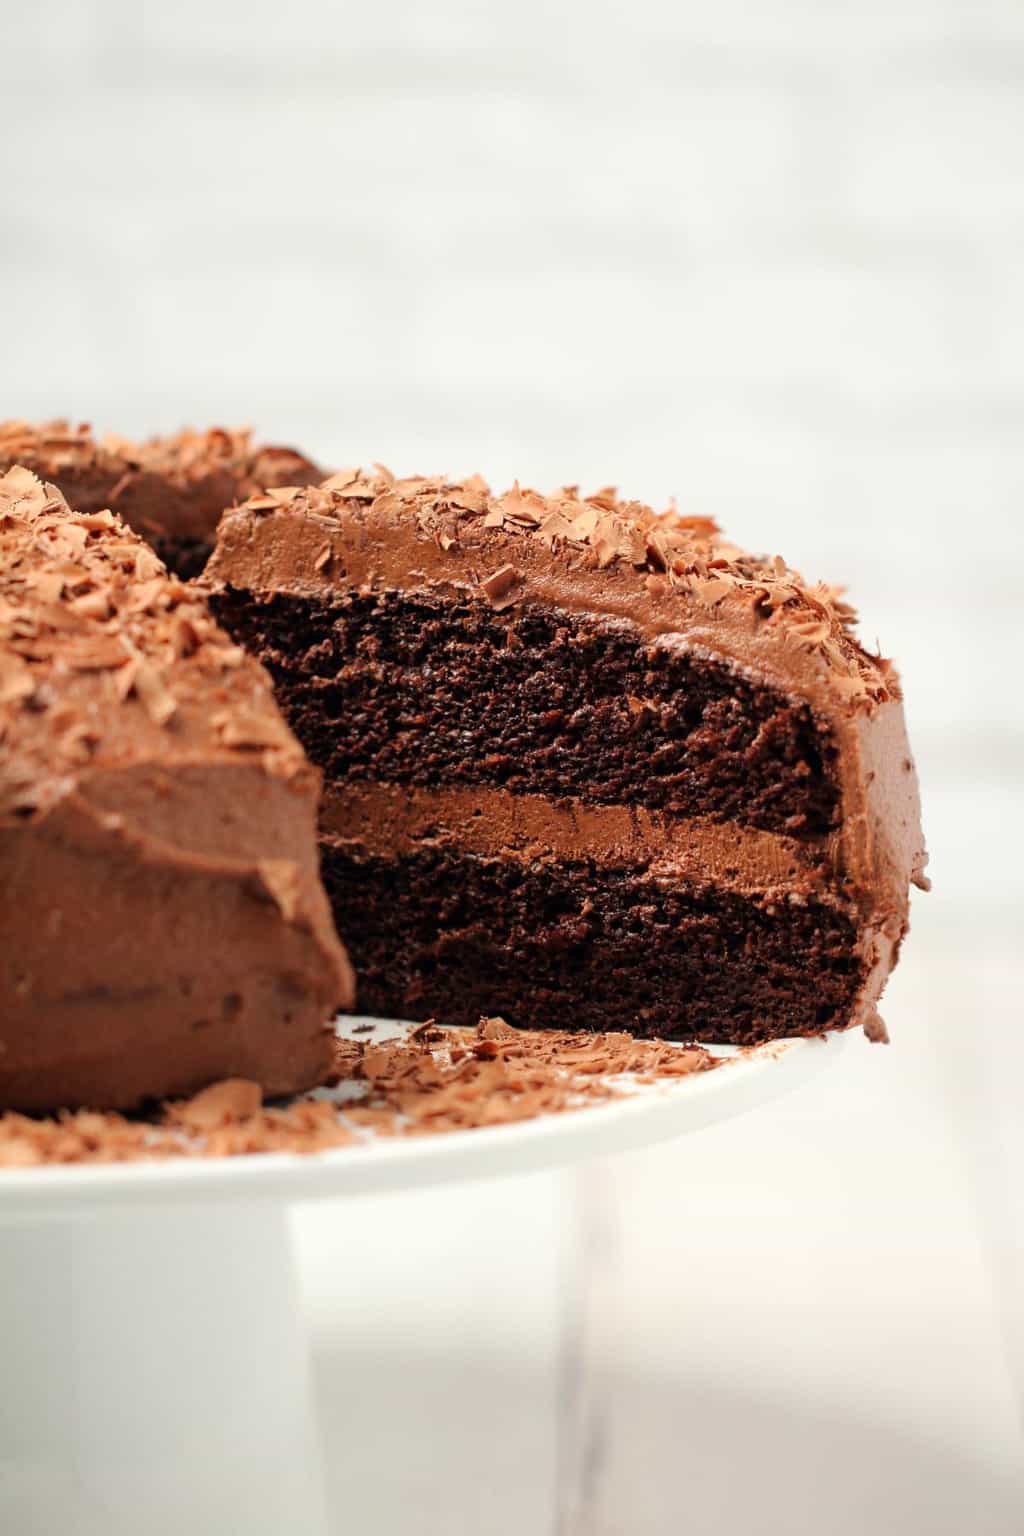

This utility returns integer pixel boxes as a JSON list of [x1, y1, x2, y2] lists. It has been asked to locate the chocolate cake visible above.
[[205, 470, 927, 1046], [0, 420, 323, 581], [0, 466, 353, 1113]]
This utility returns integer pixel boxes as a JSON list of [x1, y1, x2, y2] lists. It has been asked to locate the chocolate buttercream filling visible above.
[[318, 782, 846, 903]]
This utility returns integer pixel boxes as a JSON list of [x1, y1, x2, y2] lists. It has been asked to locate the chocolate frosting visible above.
[[319, 782, 832, 897], [206, 470, 928, 1040], [0, 420, 323, 551], [0, 467, 353, 1113]]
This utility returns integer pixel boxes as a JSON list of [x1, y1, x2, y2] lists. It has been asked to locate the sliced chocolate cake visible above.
[[206, 470, 927, 1045], [0, 467, 352, 1113], [0, 420, 323, 580]]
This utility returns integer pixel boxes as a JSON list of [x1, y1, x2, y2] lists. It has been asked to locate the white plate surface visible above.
[[0, 1019, 845, 1217]]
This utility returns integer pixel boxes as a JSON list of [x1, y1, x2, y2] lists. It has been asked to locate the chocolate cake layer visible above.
[[211, 587, 840, 837], [0, 421, 323, 579], [206, 469, 928, 1041], [0, 466, 352, 1113], [320, 841, 862, 1042]]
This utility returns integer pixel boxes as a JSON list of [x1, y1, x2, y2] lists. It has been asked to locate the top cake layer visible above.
[[0, 420, 323, 576], [0, 465, 352, 1111], [206, 469, 899, 714]]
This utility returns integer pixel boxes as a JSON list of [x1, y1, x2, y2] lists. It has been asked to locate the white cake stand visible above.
[[0, 1020, 843, 1536]]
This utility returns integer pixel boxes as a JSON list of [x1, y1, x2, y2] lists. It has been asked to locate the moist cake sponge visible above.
[[206, 469, 927, 1045]]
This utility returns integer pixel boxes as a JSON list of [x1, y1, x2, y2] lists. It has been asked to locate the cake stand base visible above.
[[0, 1203, 329, 1536], [0, 1023, 844, 1534]]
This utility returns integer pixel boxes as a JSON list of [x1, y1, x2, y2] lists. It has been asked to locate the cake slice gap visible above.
[[0, 419, 324, 580]]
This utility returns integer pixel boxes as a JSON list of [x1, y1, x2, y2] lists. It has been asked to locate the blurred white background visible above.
[[3, 2, 1022, 1531]]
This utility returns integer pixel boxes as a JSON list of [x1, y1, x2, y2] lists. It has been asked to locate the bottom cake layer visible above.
[[321, 841, 863, 1043]]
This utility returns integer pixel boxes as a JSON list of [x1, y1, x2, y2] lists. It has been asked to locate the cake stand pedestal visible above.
[[0, 1023, 844, 1536], [1, 1203, 328, 1535]]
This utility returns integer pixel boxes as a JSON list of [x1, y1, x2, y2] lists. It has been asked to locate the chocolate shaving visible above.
[[63, 636, 130, 671], [133, 661, 177, 726], [213, 710, 290, 751], [0, 1021, 720, 1167], [167, 1078, 263, 1131], [480, 564, 519, 606], [0, 654, 35, 705]]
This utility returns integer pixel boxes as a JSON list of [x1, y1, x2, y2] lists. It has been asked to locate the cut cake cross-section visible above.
[[205, 469, 927, 1046]]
